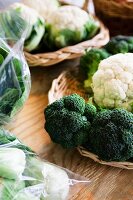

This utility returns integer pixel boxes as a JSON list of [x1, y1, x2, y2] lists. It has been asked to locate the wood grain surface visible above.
[[7, 61, 133, 200]]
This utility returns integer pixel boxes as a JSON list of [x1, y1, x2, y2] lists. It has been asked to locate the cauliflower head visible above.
[[22, 0, 59, 20], [92, 53, 133, 111], [11, 3, 45, 52], [42, 163, 69, 200], [45, 5, 99, 49], [24, 157, 69, 200]]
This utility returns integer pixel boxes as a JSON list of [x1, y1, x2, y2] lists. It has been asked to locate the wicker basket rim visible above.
[[78, 147, 133, 170]]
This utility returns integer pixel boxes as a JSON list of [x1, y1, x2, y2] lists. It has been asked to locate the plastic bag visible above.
[[0, 128, 90, 200], [0, 4, 45, 52], [0, 8, 31, 125]]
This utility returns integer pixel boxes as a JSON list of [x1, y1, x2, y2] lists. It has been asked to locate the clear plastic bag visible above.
[[0, 8, 31, 125], [0, 3, 45, 52], [0, 128, 90, 200]]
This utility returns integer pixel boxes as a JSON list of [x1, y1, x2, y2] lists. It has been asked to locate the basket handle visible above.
[[82, 0, 90, 11]]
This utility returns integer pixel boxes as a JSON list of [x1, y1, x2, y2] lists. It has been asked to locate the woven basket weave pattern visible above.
[[48, 70, 133, 169], [93, 0, 133, 36]]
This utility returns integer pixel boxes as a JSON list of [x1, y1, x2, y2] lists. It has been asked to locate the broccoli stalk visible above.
[[84, 108, 133, 161], [44, 94, 97, 148]]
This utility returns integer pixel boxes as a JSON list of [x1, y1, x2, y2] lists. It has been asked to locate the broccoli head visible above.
[[80, 48, 110, 92], [84, 108, 133, 161], [44, 94, 97, 148], [105, 35, 133, 54]]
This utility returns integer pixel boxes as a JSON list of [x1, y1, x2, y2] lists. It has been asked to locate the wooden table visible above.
[[8, 60, 133, 200]]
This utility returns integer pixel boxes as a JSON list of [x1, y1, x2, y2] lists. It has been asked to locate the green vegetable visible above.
[[80, 48, 110, 92], [0, 89, 20, 116], [80, 36, 133, 93], [0, 129, 16, 145], [0, 129, 71, 200], [84, 108, 133, 161], [44, 6, 99, 50], [85, 17, 100, 39], [0, 129, 34, 154], [44, 94, 97, 148], [0, 148, 26, 179], [0, 179, 25, 200], [105, 35, 133, 54], [24, 18, 45, 52], [0, 9, 26, 41], [0, 3, 45, 52], [0, 40, 30, 125]]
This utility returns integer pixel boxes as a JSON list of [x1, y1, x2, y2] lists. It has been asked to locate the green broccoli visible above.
[[80, 48, 110, 92], [84, 108, 133, 161], [44, 94, 97, 148], [105, 35, 133, 54]]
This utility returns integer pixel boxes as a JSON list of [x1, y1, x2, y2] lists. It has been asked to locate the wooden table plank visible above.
[[7, 63, 133, 200]]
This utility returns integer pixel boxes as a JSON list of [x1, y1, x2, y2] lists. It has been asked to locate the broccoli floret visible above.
[[105, 35, 133, 54], [84, 103, 97, 122], [44, 94, 97, 148], [84, 108, 133, 161], [80, 48, 110, 92]]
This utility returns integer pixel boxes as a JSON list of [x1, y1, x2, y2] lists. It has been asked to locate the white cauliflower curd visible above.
[[45, 5, 99, 49], [21, 0, 59, 20], [47, 5, 89, 32], [25, 157, 70, 200], [92, 53, 133, 111], [42, 163, 69, 200]]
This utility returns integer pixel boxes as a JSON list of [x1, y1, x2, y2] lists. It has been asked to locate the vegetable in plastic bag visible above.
[[14, 191, 39, 200], [0, 3, 45, 52], [0, 179, 25, 200], [0, 129, 89, 200], [0, 148, 26, 180], [44, 5, 100, 49], [0, 129, 34, 154], [0, 37, 30, 125], [25, 157, 70, 200]]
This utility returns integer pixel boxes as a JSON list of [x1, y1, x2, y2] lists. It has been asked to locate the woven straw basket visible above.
[[48, 69, 133, 169], [93, 0, 133, 36], [24, 0, 109, 67]]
